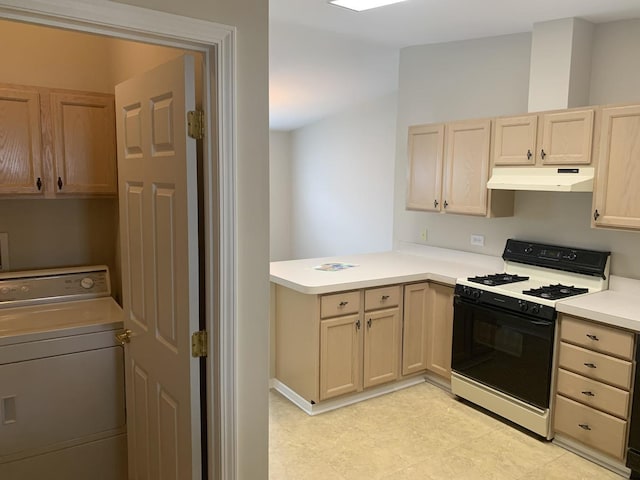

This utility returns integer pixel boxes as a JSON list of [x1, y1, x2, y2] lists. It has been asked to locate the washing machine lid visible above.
[[0, 297, 124, 346]]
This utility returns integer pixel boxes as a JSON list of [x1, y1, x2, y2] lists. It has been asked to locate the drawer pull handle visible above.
[[584, 362, 597, 369], [578, 423, 592, 431], [339, 301, 349, 307], [367, 318, 372, 329], [581, 391, 595, 397], [586, 334, 599, 341], [355, 319, 361, 330], [381, 295, 390, 301]]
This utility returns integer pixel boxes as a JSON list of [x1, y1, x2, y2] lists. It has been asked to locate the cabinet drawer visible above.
[[364, 286, 400, 311], [558, 342, 632, 390], [320, 291, 360, 318], [561, 315, 634, 360], [554, 394, 627, 460], [556, 368, 630, 419]]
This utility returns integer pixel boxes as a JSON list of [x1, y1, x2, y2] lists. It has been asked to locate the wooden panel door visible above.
[[320, 313, 362, 400], [363, 308, 401, 388], [51, 90, 117, 195], [116, 55, 202, 480], [593, 105, 640, 230], [442, 119, 491, 216], [493, 115, 537, 166], [540, 109, 594, 165], [406, 124, 444, 211], [0, 86, 43, 195], [426, 283, 454, 380], [402, 283, 429, 376]]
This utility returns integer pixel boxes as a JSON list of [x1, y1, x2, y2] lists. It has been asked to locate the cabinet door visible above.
[[540, 109, 594, 165], [493, 115, 537, 166], [406, 124, 444, 211], [593, 105, 640, 230], [363, 308, 401, 388], [442, 119, 491, 216], [426, 283, 454, 380], [402, 283, 429, 376], [320, 313, 362, 400], [0, 86, 43, 195], [50, 91, 117, 195]]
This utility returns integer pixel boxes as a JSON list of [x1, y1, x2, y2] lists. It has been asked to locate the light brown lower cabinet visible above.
[[553, 313, 635, 462], [425, 283, 455, 379], [275, 281, 454, 406]]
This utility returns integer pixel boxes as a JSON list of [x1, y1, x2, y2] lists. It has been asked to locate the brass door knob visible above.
[[115, 329, 133, 345]]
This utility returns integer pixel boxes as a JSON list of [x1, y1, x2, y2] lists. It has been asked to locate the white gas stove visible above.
[[451, 239, 611, 439]]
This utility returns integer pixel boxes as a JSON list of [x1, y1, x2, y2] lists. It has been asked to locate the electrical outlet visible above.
[[420, 227, 428, 242], [470, 234, 484, 247]]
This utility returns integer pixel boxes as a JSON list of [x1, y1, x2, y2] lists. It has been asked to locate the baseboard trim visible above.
[[271, 376, 426, 415], [553, 433, 630, 478]]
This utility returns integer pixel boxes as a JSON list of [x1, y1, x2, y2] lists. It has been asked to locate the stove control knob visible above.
[[567, 253, 577, 261], [20, 286, 29, 293], [462, 286, 470, 296], [530, 305, 540, 315], [519, 300, 529, 312], [472, 289, 481, 299], [524, 246, 534, 254], [80, 277, 95, 289], [0, 287, 8, 295]]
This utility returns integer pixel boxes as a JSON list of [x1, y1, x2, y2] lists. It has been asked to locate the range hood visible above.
[[487, 167, 595, 192]]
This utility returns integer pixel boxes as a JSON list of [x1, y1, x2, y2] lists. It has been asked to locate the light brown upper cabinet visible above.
[[406, 124, 444, 212], [493, 108, 595, 167], [407, 119, 513, 217], [0, 84, 117, 198], [50, 91, 117, 196], [592, 104, 640, 230], [0, 85, 44, 195]]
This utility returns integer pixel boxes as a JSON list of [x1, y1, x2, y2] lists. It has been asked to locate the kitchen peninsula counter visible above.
[[270, 244, 503, 294]]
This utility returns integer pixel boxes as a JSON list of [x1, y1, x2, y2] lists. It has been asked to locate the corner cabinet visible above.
[[0, 85, 44, 195], [0, 83, 117, 198], [592, 104, 640, 231], [493, 109, 595, 167], [406, 119, 513, 217]]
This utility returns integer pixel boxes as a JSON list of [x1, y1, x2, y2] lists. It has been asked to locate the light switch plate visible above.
[[0, 233, 9, 272]]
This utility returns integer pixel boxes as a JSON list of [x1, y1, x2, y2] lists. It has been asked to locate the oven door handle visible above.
[[530, 320, 553, 327]]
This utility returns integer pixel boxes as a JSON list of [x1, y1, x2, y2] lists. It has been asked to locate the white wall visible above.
[[394, 21, 640, 279], [269, 131, 292, 261], [117, 0, 270, 478], [289, 93, 397, 259]]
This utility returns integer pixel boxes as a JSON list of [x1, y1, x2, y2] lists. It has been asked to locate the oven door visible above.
[[451, 295, 555, 410]]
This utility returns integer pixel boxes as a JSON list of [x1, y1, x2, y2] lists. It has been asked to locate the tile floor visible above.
[[269, 382, 623, 479]]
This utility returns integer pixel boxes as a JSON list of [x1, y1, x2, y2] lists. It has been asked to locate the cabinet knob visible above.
[[434, 199, 439, 208], [578, 423, 592, 431], [526, 149, 532, 160], [36, 177, 42, 191], [581, 391, 595, 397], [593, 210, 600, 222], [443, 200, 449, 208], [586, 334, 599, 341], [57, 176, 63, 190], [540, 149, 546, 159], [355, 319, 361, 330], [583, 362, 597, 369], [367, 318, 372, 329]]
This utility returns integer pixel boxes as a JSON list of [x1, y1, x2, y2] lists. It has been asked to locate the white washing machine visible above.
[[0, 266, 127, 480]]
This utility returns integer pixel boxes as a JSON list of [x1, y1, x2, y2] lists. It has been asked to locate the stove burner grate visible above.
[[467, 273, 530, 286], [523, 284, 589, 300]]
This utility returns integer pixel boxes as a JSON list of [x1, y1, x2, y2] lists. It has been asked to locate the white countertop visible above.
[[557, 276, 640, 331], [270, 245, 503, 294]]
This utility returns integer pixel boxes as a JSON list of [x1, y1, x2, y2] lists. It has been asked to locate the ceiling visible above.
[[269, 0, 640, 131]]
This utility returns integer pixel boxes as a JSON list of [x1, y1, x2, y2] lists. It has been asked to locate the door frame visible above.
[[0, 1, 237, 479]]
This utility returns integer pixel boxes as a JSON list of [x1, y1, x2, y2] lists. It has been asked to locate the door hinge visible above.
[[191, 330, 208, 358], [187, 110, 205, 140]]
